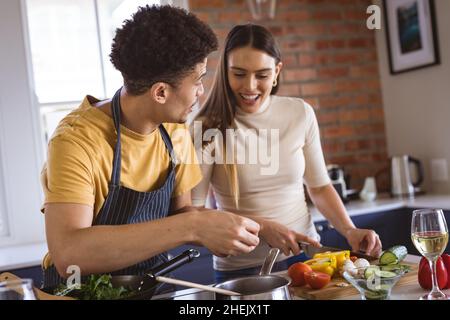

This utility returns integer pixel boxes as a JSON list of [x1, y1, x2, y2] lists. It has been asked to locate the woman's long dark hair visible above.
[[194, 24, 282, 207], [197, 24, 281, 139]]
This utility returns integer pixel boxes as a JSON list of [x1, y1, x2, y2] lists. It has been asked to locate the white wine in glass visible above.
[[411, 208, 449, 300]]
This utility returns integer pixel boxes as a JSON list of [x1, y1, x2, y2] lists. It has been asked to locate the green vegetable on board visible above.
[[54, 274, 133, 300]]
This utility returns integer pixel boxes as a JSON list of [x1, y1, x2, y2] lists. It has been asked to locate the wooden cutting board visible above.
[[0, 272, 74, 300], [288, 261, 419, 300]]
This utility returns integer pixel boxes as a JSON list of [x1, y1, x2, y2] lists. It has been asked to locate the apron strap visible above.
[[109, 88, 178, 185], [158, 124, 178, 167], [110, 88, 123, 186]]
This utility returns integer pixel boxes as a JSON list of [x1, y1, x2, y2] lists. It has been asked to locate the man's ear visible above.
[[150, 82, 170, 104]]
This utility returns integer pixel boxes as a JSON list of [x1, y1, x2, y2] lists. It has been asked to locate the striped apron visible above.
[[43, 87, 177, 288]]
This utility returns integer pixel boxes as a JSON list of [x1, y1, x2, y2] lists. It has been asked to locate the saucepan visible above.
[[42, 249, 201, 300], [214, 248, 292, 300]]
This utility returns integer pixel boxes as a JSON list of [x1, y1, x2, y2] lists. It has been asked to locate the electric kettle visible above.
[[327, 164, 348, 202], [390, 155, 424, 197]]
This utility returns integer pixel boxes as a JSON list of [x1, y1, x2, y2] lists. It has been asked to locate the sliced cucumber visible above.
[[364, 267, 396, 279], [380, 263, 411, 273], [364, 265, 380, 279], [379, 245, 408, 265], [377, 270, 397, 278], [364, 288, 389, 300]]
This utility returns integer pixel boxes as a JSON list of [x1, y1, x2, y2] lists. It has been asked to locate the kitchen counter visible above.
[[2, 194, 450, 275], [152, 255, 450, 300], [0, 242, 47, 272], [310, 194, 450, 222]]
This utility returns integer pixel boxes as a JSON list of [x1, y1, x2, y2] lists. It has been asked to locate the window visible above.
[[0, 0, 187, 248], [25, 0, 188, 142], [0, 167, 8, 237]]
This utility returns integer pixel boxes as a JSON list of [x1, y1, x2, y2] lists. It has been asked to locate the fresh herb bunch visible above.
[[54, 274, 132, 300]]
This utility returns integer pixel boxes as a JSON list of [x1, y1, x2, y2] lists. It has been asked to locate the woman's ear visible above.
[[151, 82, 169, 104], [275, 61, 283, 79]]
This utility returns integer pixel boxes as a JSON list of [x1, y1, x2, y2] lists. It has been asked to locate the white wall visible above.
[[374, 0, 450, 194], [0, 0, 46, 247]]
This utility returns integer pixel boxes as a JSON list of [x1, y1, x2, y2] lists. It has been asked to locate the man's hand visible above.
[[191, 210, 260, 257]]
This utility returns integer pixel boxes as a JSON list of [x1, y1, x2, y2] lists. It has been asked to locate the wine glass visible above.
[[411, 208, 449, 300], [0, 279, 37, 300]]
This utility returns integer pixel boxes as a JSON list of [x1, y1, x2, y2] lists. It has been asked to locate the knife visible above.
[[298, 242, 378, 261]]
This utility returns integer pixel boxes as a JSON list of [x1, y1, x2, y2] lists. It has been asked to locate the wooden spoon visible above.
[[154, 275, 241, 296]]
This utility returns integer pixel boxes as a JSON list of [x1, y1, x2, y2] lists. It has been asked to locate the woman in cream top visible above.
[[191, 24, 382, 281]]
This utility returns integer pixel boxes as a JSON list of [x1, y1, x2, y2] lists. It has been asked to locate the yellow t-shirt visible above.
[[41, 95, 202, 217]]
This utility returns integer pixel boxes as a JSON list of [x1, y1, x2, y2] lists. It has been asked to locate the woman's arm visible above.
[[249, 216, 321, 256], [307, 184, 355, 234], [307, 183, 382, 256], [190, 204, 321, 257]]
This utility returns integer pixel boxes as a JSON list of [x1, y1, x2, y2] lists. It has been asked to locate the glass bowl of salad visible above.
[[342, 265, 406, 300]]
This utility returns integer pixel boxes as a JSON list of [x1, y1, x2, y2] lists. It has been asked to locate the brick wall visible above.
[[190, 0, 389, 191]]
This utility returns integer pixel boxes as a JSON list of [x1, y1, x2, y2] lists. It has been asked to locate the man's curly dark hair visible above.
[[110, 5, 218, 95]]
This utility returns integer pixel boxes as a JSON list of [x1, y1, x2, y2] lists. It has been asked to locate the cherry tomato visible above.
[[304, 271, 331, 289], [288, 262, 313, 286]]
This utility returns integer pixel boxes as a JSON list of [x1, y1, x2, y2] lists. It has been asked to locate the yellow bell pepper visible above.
[[304, 256, 337, 277], [313, 250, 350, 269]]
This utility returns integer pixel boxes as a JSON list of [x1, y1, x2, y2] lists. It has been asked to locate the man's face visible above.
[[166, 58, 207, 123]]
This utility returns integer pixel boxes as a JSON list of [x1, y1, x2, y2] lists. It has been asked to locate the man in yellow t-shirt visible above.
[[41, 5, 260, 288]]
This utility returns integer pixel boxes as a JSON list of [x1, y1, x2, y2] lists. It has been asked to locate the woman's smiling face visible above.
[[227, 46, 282, 113]]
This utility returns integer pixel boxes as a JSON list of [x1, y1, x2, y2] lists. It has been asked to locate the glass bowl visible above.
[[342, 267, 406, 300]]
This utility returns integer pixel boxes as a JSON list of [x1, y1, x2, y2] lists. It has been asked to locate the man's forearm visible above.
[[170, 205, 202, 215], [51, 213, 197, 276]]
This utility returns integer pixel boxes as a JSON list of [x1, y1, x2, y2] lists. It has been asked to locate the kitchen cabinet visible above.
[[315, 208, 450, 255]]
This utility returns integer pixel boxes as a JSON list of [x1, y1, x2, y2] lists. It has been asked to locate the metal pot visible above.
[[214, 248, 292, 300], [42, 249, 200, 300], [114, 248, 200, 299]]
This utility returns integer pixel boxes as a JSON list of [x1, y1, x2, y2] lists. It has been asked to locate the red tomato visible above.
[[441, 254, 450, 289], [304, 271, 331, 289], [288, 262, 313, 286], [418, 256, 448, 290]]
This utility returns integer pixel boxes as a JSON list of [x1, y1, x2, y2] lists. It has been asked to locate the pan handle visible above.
[[259, 248, 280, 276], [149, 249, 200, 278]]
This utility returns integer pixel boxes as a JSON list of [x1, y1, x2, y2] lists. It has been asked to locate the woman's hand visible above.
[[344, 228, 382, 257], [257, 219, 321, 256]]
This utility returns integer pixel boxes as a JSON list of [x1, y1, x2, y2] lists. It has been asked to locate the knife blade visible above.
[[298, 242, 378, 261]]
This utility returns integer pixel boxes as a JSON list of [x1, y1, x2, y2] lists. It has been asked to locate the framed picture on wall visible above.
[[383, 0, 440, 74]]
